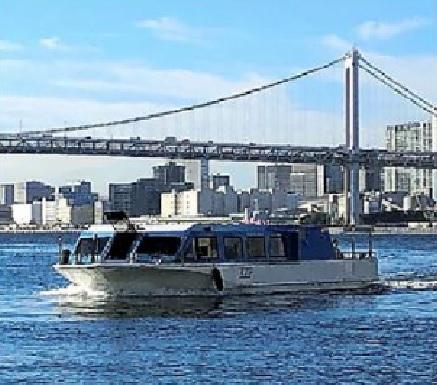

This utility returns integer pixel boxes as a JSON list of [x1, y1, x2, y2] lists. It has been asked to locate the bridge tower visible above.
[[344, 48, 360, 225], [432, 111, 437, 202]]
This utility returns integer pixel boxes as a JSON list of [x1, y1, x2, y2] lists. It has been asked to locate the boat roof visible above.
[[83, 223, 322, 238]]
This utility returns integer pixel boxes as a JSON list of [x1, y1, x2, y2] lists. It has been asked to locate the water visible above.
[[0, 232, 435, 384]]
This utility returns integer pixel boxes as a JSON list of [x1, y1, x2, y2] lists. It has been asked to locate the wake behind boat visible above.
[[54, 215, 378, 297]]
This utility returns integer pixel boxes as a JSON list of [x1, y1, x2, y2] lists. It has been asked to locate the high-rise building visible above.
[[289, 164, 324, 197], [109, 173, 192, 217], [14, 181, 54, 204], [211, 174, 230, 191], [130, 178, 162, 216], [324, 165, 344, 194], [58, 181, 97, 206], [94, 199, 110, 225], [257, 165, 292, 191], [11, 203, 42, 225], [0, 205, 12, 224], [257, 164, 324, 197], [161, 188, 239, 217], [180, 159, 209, 190], [359, 168, 382, 192], [57, 198, 94, 226], [0, 184, 14, 205], [109, 183, 134, 215], [384, 120, 435, 198], [153, 162, 185, 186]]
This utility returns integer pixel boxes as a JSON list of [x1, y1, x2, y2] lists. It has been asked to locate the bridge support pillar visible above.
[[345, 48, 360, 226], [200, 158, 209, 190], [432, 112, 437, 202]]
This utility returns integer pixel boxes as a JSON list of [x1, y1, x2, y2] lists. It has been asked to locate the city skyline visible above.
[[0, 0, 436, 192]]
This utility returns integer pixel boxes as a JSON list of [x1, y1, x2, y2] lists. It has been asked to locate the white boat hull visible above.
[[55, 258, 379, 297]]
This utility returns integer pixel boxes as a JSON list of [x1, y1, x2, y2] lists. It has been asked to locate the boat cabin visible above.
[[63, 224, 338, 265]]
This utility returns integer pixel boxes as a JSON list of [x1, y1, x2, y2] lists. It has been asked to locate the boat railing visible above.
[[129, 239, 141, 263], [58, 242, 108, 266], [100, 239, 112, 262], [339, 250, 377, 260], [333, 225, 376, 261]]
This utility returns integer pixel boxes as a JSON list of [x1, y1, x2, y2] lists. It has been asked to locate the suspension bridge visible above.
[[1, 49, 436, 225]]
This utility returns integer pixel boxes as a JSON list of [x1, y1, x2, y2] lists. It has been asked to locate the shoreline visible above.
[[0, 226, 437, 235], [0, 229, 81, 234], [329, 226, 437, 235]]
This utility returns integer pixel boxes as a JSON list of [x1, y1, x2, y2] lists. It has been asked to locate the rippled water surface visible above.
[[0, 232, 436, 384]]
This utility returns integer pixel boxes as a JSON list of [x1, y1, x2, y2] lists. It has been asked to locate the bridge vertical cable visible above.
[[17, 57, 346, 138], [359, 55, 436, 117]]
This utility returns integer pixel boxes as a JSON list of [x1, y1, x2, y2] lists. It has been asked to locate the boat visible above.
[[54, 217, 379, 297]]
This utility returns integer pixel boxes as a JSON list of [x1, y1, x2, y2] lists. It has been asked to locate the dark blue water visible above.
[[0, 233, 435, 384]]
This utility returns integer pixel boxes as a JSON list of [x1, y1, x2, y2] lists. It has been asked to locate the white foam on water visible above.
[[384, 278, 437, 291], [39, 285, 108, 298]]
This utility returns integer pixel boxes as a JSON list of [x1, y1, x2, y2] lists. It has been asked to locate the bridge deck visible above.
[[0, 135, 436, 168]]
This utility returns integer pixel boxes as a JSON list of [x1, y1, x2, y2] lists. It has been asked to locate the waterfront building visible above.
[[324, 165, 344, 194], [109, 162, 194, 218], [58, 181, 98, 206], [384, 120, 436, 198], [180, 159, 209, 190], [11, 199, 59, 226], [57, 198, 94, 226], [211, 174, 230, 191], [94, 199, 110, 224], [161, 187, 238, 218], [130, 178, 163, 217], [257, 164, 325, 197], [14, 181, 54, 204], [289, 164, 324, 197], [326, 194, 347, 224], [237, 189, 300, 215], [0, 184, 14, 205], [109, 183, 133, 215], [0, 205, 12, 224], [218, 186, 239, 215], [11, 203, 42, 225], [257, 165, 292, 191], [153, 162, 185, 186], [40, 198, 58, 225], [238, 189, 273, 212], [359, 168, 382, 192]]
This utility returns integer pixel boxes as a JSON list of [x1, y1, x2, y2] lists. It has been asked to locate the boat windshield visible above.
[[136, 236, 181, 261], [107, 232, 137, 260], [75, 237, 110, 258]]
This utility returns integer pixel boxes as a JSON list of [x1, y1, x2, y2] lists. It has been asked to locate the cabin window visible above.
[[194, 237, 218, 260], [96, 237, 110, 254], [246, 237, 266, 259], [107, 232, 137, 260], [76, 238, 94, 257], [137, 236, 181, 257], [269, 235, 286, 258], [181, 241, 195, 261], [224, 237, 242, 260], [76, 237, 110, 257]]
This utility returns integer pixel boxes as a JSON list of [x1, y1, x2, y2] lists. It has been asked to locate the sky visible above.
[[0, 0, 436, 193]]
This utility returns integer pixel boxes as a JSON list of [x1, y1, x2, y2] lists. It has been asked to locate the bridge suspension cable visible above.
[[359, 55, 437, 117], [19, 56, 346, 136]]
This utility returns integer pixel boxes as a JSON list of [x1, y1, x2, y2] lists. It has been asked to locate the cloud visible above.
[[0, 58, 269, 103], [0, 40, 23, 51], [2, 50, 435, 152], [51, 64, 269, 101], [136, 17, 203, 43], [361, 51, 437, 101], [321, 34, 352, 52], [39, 36, 71, 51], [357, 17, 430, 40]]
